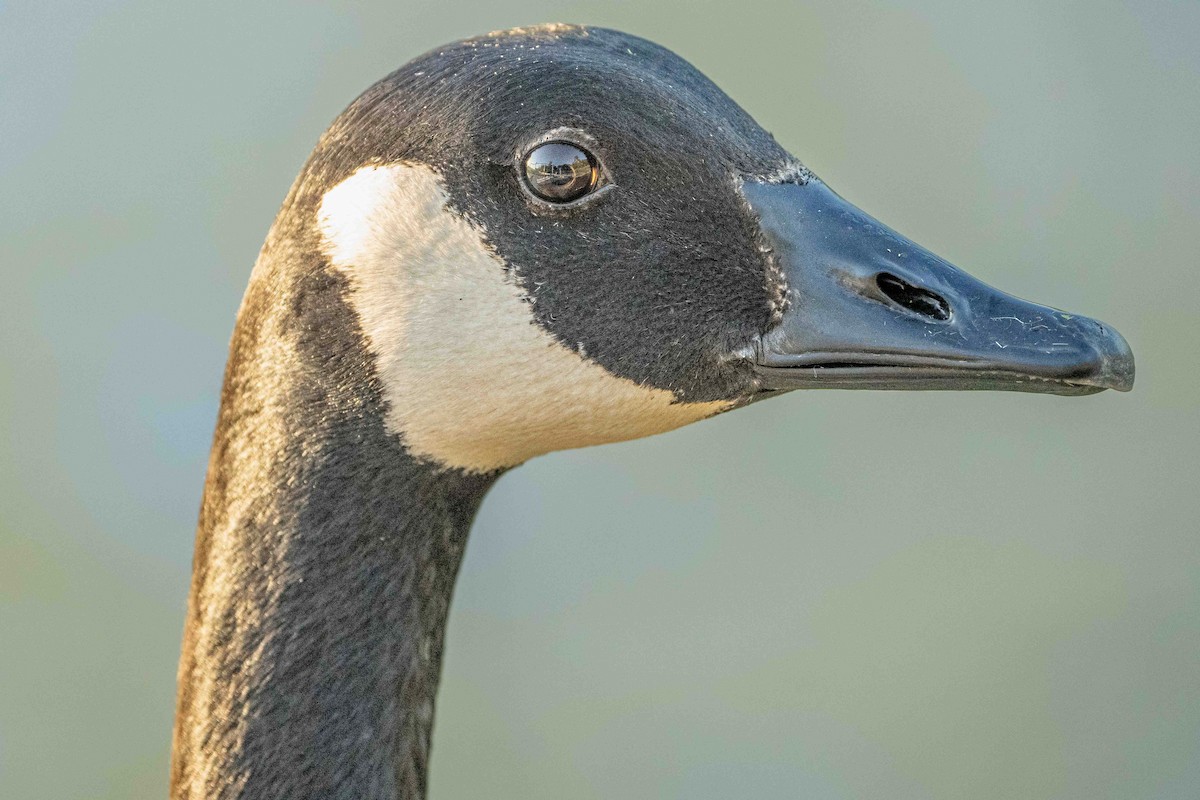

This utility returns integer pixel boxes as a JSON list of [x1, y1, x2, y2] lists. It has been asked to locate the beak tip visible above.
[[1098, 328, 1136, 392], [1072, 319, 1134, 393]]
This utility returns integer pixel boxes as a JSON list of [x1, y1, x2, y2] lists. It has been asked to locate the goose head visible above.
[[174, 25, 1137, 800], [300, 22, 1132, 474]]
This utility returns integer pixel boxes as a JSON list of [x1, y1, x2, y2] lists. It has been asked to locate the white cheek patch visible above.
[[317, 163, 732, 473]]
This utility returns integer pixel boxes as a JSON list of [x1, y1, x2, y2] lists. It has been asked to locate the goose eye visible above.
[[523, 142, 598, 202]]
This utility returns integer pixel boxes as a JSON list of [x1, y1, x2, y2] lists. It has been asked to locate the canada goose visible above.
[[171, 24, 1134, 800]]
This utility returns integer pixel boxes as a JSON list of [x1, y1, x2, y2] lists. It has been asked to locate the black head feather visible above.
[[295, 24, 801, 402]]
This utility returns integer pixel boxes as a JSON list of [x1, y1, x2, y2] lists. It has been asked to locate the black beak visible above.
[[744, 179, 1134, 396]]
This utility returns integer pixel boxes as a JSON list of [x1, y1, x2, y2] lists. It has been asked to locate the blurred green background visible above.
[[3, 1, 1198, 798]]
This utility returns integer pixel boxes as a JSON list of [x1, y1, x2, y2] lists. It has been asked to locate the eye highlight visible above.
[[522, 142, 598, 203]]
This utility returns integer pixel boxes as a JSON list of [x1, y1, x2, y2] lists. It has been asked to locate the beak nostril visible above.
[[875, 272, 951, 321]]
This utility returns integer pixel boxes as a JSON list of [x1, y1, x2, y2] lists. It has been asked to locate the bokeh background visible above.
[[3, 1, 1198, 798]]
